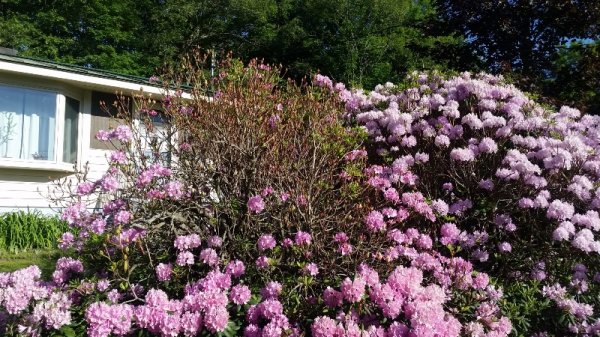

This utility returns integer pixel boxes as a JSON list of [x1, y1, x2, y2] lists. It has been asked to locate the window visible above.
[[63, 97, 79, 163], [89, 91, 130, 150], [0, 85, 57, 160], [140, 110, 172, 165], [0, 84, 80, 166]]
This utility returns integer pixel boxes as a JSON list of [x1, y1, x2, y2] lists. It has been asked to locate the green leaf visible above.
[[59, 326, 76, 337], [217, 320, 240, 337]]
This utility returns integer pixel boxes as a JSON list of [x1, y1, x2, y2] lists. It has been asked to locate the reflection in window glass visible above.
[[63, 97, 79, 163], [141, 113, 172, 166], [0, 85, 56, 161], [89, 91, 130, 150]]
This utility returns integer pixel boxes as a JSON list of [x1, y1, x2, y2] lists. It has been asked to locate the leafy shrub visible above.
[[0, 211, 69, 252], [340, 71, 600, 335], [1, 58, 599, 337]]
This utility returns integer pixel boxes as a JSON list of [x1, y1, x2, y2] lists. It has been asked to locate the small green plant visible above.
[[0, 210, 69, 253]]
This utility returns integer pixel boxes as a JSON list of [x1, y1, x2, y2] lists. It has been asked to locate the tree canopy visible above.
[[434, 0, 600, 112], [435, 0, 600, 74], [0, 0, 598, 111], [0, 0, 474, 88], [0, 0, 164, 75]]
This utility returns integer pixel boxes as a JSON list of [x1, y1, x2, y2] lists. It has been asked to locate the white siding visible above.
[[0, 148, 113, 213], [0, 169, 76, 213], [84, 148, 112, 181]]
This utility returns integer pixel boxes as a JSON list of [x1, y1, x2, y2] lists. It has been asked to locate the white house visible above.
[[0, 52, 168, 213]]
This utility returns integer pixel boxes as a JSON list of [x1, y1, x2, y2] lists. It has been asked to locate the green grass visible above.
[[0, 249, 59, 278], [0, 210, 69, 252], [0, 211, 69, 279]]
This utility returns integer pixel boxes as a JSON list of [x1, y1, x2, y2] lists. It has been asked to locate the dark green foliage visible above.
[[434, 0, 600, 112], [169, 0, 476, 88], [231, 0, 474, 88], [0, 0, 166, 75], [544, 40, 600, 114], [498, 280, 554, 337], [0, 0, 469, 87], [494, 278, 596, 337], [434, 0, 600, 75]]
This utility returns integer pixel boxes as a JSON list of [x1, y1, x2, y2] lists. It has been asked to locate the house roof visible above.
[[0, 53, 155, 86], [0, 53, 181, 97]]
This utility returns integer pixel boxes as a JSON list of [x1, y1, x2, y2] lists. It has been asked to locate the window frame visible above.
[[0, 81, 82, 172]]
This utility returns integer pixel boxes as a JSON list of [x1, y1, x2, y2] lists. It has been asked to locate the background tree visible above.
[[0, 0, 472, 88], [545, 40, 600, 113], [435, 0, 600, 74], [0, 0, 162, 75], [435, 0, 600, 112], [149, 0, 475, 88], [234, 0, 475, 88]]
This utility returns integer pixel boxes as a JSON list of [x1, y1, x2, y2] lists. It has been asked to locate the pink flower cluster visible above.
[[313, 264, 511, 337], [136, 163, 172, 187], [84, 236, 254, 337], [155, 263, 173, 282], [174, 234, 201, 250], [247, 189, 308, 214], [247, 195, 265, 213], [52, 257, 84, 285], [0, 266, 72, 334], [86, 302, 134, 337], [95, 125, 133, 143], [343, 72, 600, 240], [245, 293, 291, 337], [0, 266, 48, 315], [257, 234, 276, 251]]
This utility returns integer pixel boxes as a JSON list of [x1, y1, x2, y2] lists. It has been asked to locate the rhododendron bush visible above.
[[1, 55, 600, 337]]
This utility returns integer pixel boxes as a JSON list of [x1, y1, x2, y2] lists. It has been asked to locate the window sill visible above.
[[0, 159, 76, 172]]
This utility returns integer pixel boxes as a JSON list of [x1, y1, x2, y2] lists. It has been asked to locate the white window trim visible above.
[[0, 159, 74, 172]]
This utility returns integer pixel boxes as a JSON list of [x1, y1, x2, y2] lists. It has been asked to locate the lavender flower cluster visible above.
[[330, 71, 600, 335]]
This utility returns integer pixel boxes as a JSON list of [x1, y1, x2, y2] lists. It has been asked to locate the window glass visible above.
[[0, 85, 56, 161], [63, 97, 79, 163], [89, 91, 129, 150], [140, 110, 172, 165]]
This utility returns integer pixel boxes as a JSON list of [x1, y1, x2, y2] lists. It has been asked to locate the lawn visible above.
[[0, 249, 59, 278]]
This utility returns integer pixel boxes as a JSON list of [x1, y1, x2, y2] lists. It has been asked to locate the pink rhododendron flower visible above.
[[257, 234, 277, 251], [155, 263, 173, 282], [176, 251, 195, 266], [174, 234, 201, 250], [225, 260, 246, 278], [247, 195, 265, 213], [256, 256, 270, 269], [303, 263, 319, 276], [230, 284, 251, 305], [364, 210, 386, 232], [294, 231, 312, 246], [261, 281, 283, 299]]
